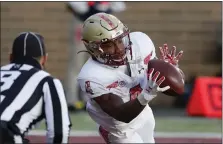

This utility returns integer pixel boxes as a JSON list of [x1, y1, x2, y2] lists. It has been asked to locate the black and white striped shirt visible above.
[[0, 63, 72, 143]]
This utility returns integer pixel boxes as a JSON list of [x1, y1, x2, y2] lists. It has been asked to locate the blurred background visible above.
[[0, 1, 222, 141]]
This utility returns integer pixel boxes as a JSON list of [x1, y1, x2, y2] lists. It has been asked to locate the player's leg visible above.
[[99, 126, 144, 143], [136, 106, 156, 143]]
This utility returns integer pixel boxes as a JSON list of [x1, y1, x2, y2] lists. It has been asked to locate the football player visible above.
[[77, 13, 183, 143]]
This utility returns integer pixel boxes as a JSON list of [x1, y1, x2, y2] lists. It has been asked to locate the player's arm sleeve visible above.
[[78, 79, 110, 98], [43, 77, 72, 143]]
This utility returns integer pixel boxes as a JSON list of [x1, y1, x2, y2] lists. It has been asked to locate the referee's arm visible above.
[[43, 77, 72, 143]]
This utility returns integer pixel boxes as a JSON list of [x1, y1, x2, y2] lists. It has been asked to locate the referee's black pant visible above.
[[0, 121, 29, 144]]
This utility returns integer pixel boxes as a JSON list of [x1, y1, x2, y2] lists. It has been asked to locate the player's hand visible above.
[[159, 44, 183, 66], [146, 68, 170, 93], [137, 68, 170, 105]]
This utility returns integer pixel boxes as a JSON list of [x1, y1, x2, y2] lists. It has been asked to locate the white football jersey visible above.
[[77, 32, 156, 138]]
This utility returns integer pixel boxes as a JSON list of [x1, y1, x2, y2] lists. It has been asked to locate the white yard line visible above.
[[28, 130, 222, 138]]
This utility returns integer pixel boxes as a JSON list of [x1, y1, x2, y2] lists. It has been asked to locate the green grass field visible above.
[[34, 112, 221, 133]]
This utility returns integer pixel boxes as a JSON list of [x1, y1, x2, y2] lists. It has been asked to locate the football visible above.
[[147, 59, 185, 96]]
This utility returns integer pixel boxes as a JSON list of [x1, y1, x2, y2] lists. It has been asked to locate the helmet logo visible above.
[[98, 14, 115, 29]]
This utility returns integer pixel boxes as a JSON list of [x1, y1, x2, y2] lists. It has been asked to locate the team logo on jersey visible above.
[[119, 81, 126, 87], [144, 52, 153, 64], [106, 81, 126, 90], [85, 81, 94, 95]]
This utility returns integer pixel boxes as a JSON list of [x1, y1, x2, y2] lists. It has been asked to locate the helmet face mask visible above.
[[82, 13, 132, 67]]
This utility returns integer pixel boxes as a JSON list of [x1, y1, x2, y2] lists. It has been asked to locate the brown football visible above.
[[147, 59, 185, 96]]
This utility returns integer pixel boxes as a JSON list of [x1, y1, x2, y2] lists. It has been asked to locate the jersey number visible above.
[[1, 71, 21, 101]]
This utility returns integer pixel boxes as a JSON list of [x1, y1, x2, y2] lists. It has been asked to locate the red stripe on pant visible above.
[[99, 126, 110, 144]]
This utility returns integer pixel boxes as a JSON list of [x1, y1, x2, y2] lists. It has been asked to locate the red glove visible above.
[[159, 44, 185, 80], [159, 44, 183, 66]]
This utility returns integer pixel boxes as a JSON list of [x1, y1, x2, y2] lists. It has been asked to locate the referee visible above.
[[0, 32, 72, 143]]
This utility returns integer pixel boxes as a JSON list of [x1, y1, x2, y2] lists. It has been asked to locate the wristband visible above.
[[137, 90, 155, 105]]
